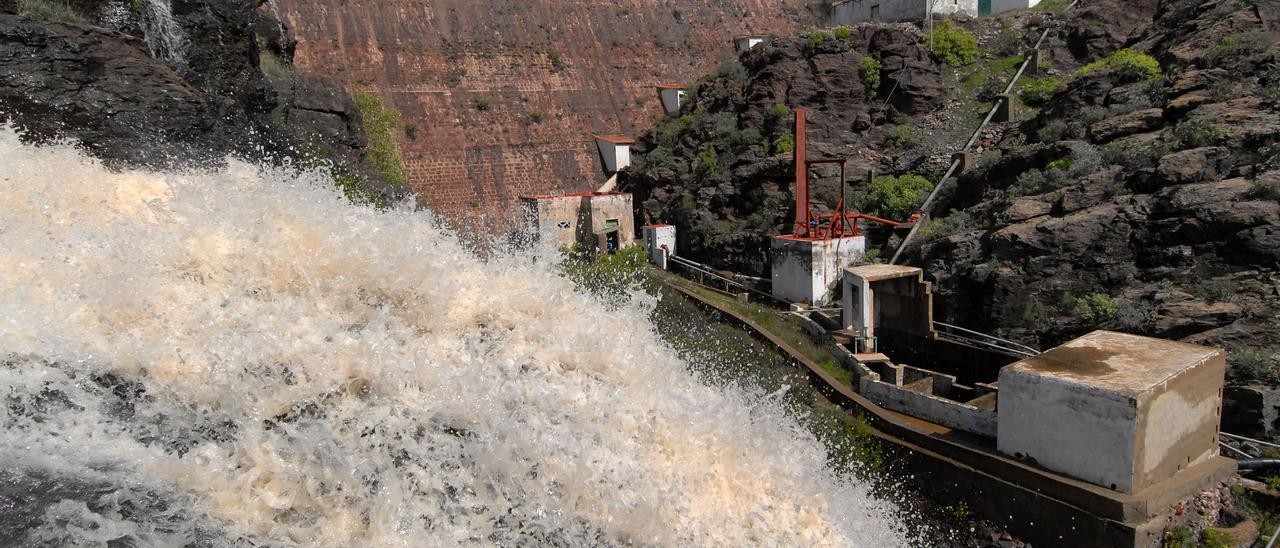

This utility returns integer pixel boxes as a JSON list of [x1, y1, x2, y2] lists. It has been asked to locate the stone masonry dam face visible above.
[[274, 0, 815, 231]]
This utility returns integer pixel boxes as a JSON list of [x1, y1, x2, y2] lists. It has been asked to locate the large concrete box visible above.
[[997, 331, 1225, 494], [770, 235, 865, 306], [642, 224, 676, 268]]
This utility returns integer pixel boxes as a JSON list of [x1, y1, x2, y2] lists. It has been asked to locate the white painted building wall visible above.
[[832, 0, 977, 24], [771, 236, 866, 305], [734, 36, 765, 52], [642, 225, 676, 268], [594, 139, 633, 173], [657, 87, 686, 115], [997, 331, 1225, 493], [991, 0, 1041, 14]]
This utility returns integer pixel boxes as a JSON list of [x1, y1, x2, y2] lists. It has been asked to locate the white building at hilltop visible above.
[[832, 0, 1041, 24]]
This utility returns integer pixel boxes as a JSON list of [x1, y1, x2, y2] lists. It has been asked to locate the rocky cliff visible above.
[[0, 0, 401, 199], [620, 0, 1280, 429], [272, 0, 822, 230]]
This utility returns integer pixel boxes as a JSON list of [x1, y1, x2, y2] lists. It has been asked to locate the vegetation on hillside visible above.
[[343, 91, 410, 206], [930, 22, 979, 66], [1075, 48, 1162, 83], [17, 0, 86, 23]]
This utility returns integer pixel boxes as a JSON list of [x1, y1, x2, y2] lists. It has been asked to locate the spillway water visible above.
[[0, 126, 909, 546], [138, 0, 188, 65]]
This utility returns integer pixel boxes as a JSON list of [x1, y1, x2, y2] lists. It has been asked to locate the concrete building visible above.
[[733, 35, 766, 52], [594, 135, 635, 174], [998, 331, 1226, 494], [656, 84, 687, 116], [642, 224, 677, 269], [987, 0, 1042, 15], [841, 264, 934, 349], [520, 192, 636, 253], [771, 235, 866, 305], [832, 0, 977, 24]]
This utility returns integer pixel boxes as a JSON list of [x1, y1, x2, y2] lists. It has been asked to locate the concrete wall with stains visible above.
[[274, 0, 816, 231]]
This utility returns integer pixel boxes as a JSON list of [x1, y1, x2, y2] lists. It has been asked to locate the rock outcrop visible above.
[[0, 0, 398, 199], [915, 0, 1280, 428], [619, 24, 944, 273]]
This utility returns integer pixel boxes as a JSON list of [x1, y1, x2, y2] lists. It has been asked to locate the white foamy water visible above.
[[0, 127, 908, 546]]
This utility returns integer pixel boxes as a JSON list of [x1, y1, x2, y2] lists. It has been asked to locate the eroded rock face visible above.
[[918, 0, 1280, 399], [0, 1, 388, 195], [619, 24, 944, 274]]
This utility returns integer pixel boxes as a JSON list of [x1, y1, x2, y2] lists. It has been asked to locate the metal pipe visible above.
[[1236, 458, 1280, 471], [1221, 441, 1254, 460]]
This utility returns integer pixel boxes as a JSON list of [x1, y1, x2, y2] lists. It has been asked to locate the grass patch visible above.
[[18, 0, 86, 23], [351, 90, 410, 190], [1076, 48, 1162, 83]]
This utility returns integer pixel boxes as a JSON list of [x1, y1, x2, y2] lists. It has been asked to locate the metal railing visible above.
[[890, 0, 1081, 264], [666, 255, 778, 302], [933, 321, 1041, 358]]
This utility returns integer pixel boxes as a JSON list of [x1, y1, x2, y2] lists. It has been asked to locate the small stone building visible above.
[[594, 135, 635, 174], [770, 235, 866, 305], [733, 35, 765, 52], [520, 192, 636, 253], [998, 331, 1225, 494]]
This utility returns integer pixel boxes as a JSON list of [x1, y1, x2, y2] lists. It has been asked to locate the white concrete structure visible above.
[[770, 235, 865, 305], [656, 85, 687, 116], [841, 264, 935, 347], [833, 0, 977, 24], [989, 0, 1042, 15], [521, 192, 635, 253], [997, 331, 1226, 494], [642, 224, 676, 269], [733, 35, 765, 52], [594, 135, 635, 174]]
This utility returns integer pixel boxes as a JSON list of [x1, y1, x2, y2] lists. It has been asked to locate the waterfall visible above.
[[138, 0, 188, 65], [0, 126, 910, 546]]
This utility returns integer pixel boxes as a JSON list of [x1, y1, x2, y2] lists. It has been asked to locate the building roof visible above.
[[521, 191, 630, 201], [655, 84, 685, 90], [845, 264, 923, 282], [594, 134, 636, 145], [1003, 330, 1222, 397]]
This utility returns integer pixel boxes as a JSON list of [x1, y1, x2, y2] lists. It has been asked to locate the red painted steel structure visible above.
[[787, 108, 901, 241]]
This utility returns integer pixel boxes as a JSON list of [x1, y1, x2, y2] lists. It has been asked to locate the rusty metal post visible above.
[[794, 108, 808, 237]]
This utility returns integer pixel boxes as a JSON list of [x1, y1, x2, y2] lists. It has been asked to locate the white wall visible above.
[[833, 0, 977, 24], [643, 225, 676, 267], [658, 88, 685, 115], [990, 0, 1040, 15], [595, 141, 631, 173], [771, 236, 865, 305]]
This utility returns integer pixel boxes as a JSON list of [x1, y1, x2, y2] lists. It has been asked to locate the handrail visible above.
[[667, 255, 777, 302], [891, 1, 1080, 264], [933, 321, 1041, 358]]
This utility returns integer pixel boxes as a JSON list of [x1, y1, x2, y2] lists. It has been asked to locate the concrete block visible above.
[[994, 94, 1012, 123], [952, 151, 974, 174], [770, 235, 866, 306], [997, 331, 1226, 494], [1026, 48, 1043, 76], [642, 224, 676, 268]]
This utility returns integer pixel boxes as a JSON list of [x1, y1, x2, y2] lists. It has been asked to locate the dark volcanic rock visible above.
[[0, 2, 394, 198], [620, 23, 943, 274]]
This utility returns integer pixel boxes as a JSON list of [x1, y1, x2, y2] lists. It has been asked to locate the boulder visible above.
[[1087, 108, 1164, 142], [1156, 147, 1231, 184]]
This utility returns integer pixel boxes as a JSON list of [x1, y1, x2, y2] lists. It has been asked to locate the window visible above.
[[605, 219, 620, 229], [870, 5, 880, 19]]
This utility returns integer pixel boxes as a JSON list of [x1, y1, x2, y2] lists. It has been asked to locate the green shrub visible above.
[[930, 22, 979, 66], [859, 56, 883, 97], [403, 122, 418, 141], [884, 125, 921, 150], [1249, 177, 1280, 200], [528, 111, 544, 124], [770, 102, 792, 121], [1204, 32, 1269, 65], [1062, 292, 1118, 323], [832, 26, 852, 40], [1172, 119, 1227, 148], [1200, 528, 1233, 548], [352, 91, 410, 189], [1076, 48, 1162, 83], [1193, 278, 1239, 302], [1230, 345, 1279, 385], [1162, 526, 1196, 548], [333, 173, 393, 209], [1266, 475, 1280, 491], [695, 147, 722, 181], [1018, 76, 1062, 107], [866, 174, 934, 220], [17, 0, 85, 23], [773, 132, 796, 154], [472, 98, 491, 111], [1046, 156, 1073, 171], [917, 211, 970, 243], [806, 30, 829, 50], [547, 50, 566, 72]]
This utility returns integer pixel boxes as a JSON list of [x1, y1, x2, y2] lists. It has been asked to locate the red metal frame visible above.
[[786, 108, 905, 241]]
